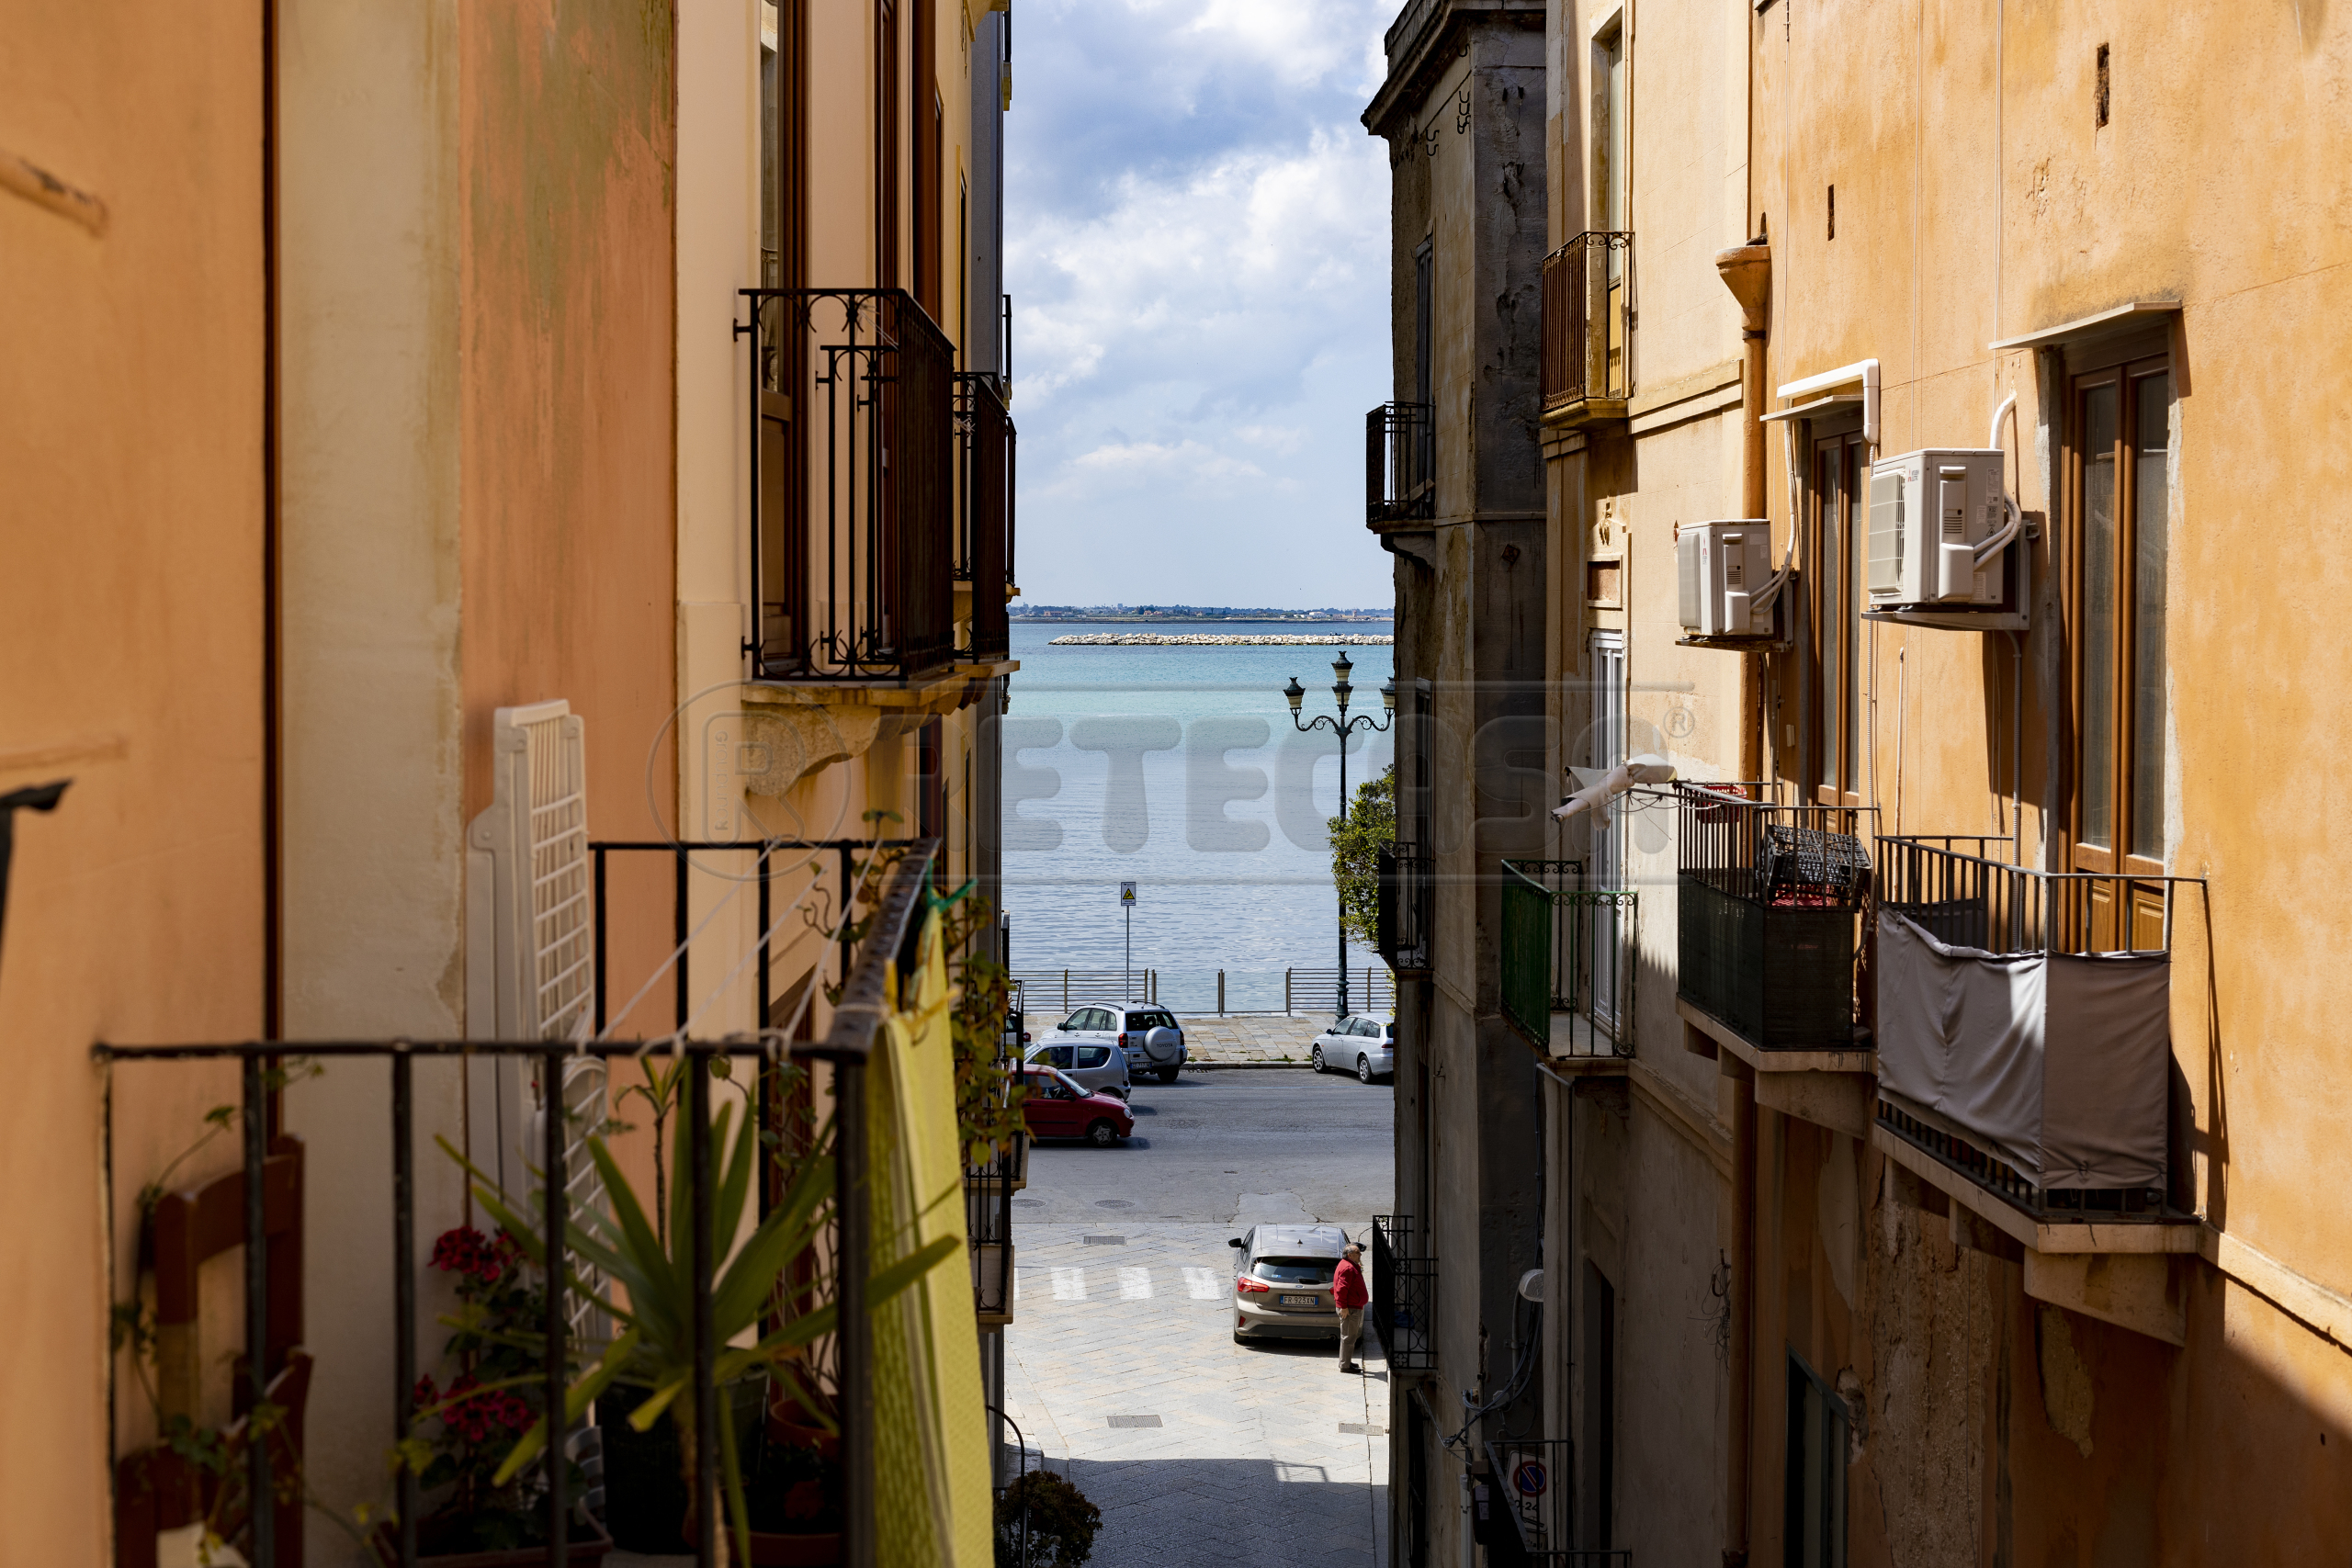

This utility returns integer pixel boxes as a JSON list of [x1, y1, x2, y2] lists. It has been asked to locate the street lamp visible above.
[[1284, 656, 1397, 1020]]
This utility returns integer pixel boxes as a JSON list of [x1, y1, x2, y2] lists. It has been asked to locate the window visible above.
[[2068, 355, 2171, 874], [1074, 1045, 1111, 1068], [1785, 1353, 1848, 1568], [1590, 21, 1627, 233], [1412, 238, 1434, 409], [1809, 423, 1871, 803]]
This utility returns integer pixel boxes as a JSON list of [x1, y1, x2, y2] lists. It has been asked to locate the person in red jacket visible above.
[[1333, 1241, 1370, 1373]]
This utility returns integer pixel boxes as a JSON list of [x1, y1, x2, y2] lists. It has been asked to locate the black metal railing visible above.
[[1541, 231, 1634, 413], [965, 1010, 1024, 1326], [1376, 842, 1433, 974], [96, 846, 937, 1568], [1500, 861, 1635, 1059], [955, 373, 1014, 660], [1872, 834, 2203, 1221], [1485, 1439, 1629, 1564], [1367, 401, 1435, 525], [740, 288, 956, 682], [1371, 1214, 1436, 1371], [1676, 784, 1876, 1051]]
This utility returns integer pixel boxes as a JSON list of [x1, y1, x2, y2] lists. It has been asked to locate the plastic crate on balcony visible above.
[[1758, 825, 1871, 908]]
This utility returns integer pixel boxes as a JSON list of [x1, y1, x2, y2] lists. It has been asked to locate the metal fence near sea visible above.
[[1010, 965, 1397, 1017]]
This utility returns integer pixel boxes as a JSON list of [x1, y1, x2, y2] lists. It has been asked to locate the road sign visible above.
[[1511, 1457, 1547, 1497], [1119, 881, 1136, 905]]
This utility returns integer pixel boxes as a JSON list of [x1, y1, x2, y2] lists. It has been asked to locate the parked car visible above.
[[1309, 1015, 1395, 1082], [1023, 1037, 1131, 1100], [1017, 1064, 1134, 1147], [1039, 1004, 1187, 1084], [1227, 1224, 1350, 1343]]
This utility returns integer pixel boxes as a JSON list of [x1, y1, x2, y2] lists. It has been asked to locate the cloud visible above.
[[1007, 0, 1398, 606]]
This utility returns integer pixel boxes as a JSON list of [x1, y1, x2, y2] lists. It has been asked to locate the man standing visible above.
[[1334, 1241, 1369, 1373]]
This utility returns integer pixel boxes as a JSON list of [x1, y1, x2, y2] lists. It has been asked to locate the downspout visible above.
[[1715, 243, 1771, 784]]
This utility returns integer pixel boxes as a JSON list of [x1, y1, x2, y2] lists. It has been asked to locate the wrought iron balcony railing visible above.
[[1366, 400, 1435, 525], [1541, 231, 1634, 418], [741, 288, 956, 682], [1873, 834, 2204, 1222], [1500, 860, 1635, 1060], [1485, 1439, 1631, 1566], [955, 373, 1014, 660], [1375, 842, 1432, 975], [1370, 1213, 1436, 1371], [1676, 784, 1876, 1053]]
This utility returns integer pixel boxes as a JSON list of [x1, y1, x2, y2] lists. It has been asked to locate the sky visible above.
[[1006, 0, 1400, 610]]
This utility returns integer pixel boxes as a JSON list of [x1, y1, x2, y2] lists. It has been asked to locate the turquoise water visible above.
[[1001, 621, 1394, 1010]]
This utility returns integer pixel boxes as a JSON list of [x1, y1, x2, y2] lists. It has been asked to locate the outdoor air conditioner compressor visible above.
[[1867, 447, 2015, 608], [1676, 519, 1782, 637]]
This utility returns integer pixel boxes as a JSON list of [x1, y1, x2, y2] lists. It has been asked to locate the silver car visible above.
[[1309, 1015, 1395, 1082], [1023, 1038, 1131, 1100], [1040, 1004, 1188, 1085], [1227, 1224, 1350, 1343]]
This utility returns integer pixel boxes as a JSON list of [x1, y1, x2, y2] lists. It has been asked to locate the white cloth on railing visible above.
[[1874, 908, 2170, 1191]]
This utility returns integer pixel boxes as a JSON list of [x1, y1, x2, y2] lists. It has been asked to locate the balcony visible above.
[[1500, 860, 1636, 1066], [1674, 785, 1876, 1070], [955, 373, 1015, 661], [1541, 231, 1633, 427], [1366, 401, 1435, 526], [1375, 842, 1433, 975], [741, 287, 957, 682], [1871, 835, 2204, 1264], [1370, 1214, 1436, 1371]]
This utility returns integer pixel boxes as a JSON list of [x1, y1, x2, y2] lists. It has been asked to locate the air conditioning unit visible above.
[[1676, 520, 1781, 637], [1867, 448, 2011, 608]]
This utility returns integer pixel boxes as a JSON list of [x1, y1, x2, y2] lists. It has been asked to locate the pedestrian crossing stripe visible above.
[[1015, 1266, 1237, 1303]]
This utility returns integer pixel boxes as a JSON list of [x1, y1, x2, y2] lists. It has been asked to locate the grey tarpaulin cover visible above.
[[1875, 908, 2170, 1190]]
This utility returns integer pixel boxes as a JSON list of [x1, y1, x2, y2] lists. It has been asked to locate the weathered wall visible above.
[[0, 9, 266, 1560]]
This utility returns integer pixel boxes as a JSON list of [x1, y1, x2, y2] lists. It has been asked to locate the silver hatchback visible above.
[[1023, 1039, 1131, 1100], [1227, 1224, 1350, 1343], [1309, 1015, 1395, 1082]]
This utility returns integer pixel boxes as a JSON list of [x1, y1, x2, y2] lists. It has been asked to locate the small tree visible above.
[[1328, 764, 1396, 953]]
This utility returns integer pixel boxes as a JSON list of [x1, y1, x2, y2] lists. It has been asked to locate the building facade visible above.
[[1373, 0, 2352, 1563], [3, 2, 1016, 1562]]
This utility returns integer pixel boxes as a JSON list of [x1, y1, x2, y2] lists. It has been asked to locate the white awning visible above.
[[1987, 300, 2181, 354]]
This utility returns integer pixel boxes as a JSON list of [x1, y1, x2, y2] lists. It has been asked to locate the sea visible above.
[[999, 620, 1394, 1014]]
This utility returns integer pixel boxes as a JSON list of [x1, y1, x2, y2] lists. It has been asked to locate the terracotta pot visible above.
[[680, 1517, 842, 1567], [370, 1515, 613, 1567]]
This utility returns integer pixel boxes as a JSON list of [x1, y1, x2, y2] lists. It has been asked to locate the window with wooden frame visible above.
[[876, 0, 900, 289], [2066, 348, 2171, 878], [1807, 420, 1871, 806]]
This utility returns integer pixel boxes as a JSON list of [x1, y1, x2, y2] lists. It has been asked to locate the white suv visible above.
[[1040, 1005, 1188, 1084]]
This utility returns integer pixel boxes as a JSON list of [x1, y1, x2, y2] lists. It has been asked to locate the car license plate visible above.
[[1280, 1293, 1317, 1307]]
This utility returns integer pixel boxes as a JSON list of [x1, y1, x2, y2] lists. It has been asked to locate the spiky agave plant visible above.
[[442, 1086, 956, 1564]]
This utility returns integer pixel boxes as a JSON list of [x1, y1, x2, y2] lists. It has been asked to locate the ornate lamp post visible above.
[[1284, 652, 1396, 1020]]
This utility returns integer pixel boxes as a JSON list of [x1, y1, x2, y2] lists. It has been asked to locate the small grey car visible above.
[[1023, 1039, 1131, 1100], [1227, 1223, 1351, 1343], [1309, 1015, 1395, 1082]]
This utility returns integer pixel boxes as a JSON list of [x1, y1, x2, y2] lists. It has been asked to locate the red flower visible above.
[[784, 1480, 826, 1522], [431, 1227, 490, 1277]]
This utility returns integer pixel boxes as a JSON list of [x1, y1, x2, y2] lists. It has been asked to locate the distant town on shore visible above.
[[1011, 603, 1393, 622]]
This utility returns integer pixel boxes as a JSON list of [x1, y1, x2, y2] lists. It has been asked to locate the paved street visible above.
[[1005, 1068, 1395, 1568]]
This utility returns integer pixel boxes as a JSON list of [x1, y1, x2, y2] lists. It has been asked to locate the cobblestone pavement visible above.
[[1004, 1223, 1390, 1568]]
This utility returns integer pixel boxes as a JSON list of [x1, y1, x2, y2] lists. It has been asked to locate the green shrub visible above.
[[995, 1470, 1102, 1568]]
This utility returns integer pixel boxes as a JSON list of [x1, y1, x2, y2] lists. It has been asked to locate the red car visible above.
[[1018, 1064, 1133, 1147]]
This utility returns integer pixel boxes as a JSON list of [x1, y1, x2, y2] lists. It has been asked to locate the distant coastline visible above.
[[1046, 632, 1395, 646], [1012, 604, 1391, 624]]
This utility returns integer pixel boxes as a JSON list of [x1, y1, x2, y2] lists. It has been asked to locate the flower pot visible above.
[[681, 1513, 842, 1566], [594, 1378, 767, 1554], [370, 1515, 613, 1567]]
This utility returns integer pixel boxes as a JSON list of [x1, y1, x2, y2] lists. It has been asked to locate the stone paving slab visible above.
[[1004, 1223, 1389, 1568], [1177, 1014, 1335, 1066]]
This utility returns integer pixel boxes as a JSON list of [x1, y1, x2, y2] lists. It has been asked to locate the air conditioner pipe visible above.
[[1975, 391, 2027, 568]]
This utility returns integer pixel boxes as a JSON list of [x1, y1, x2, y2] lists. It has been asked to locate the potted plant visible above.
[[994, 1471, 1101, 1568], [376, 1226, 612, 1564], [448, 1069, 957, 1568]]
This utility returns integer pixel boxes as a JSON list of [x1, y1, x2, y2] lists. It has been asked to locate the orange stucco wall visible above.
[[0, 7, 268, 1561]]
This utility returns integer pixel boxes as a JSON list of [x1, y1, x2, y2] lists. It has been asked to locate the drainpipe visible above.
[[1715, 243, 1771, 784], [1713, 243, 1770, 1568]]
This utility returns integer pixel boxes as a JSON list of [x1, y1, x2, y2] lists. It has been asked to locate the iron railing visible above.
[[1377, 842, 1433, 974], [1367, 401, 1436, 525], [1371, 1214, 1437, 1371], [1500, 861, 1635, 1059], [1873, 834, 2204, 1219], [966, 1011, 1024, 1326], [1676, 784, 1876, 1051], [955, 373, 1014, 660], [97, 845, 938, 1568], [740, 288, 956, 682], [1485, 1439, 1630, 1565], [1542, 231, 1634, 413]]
